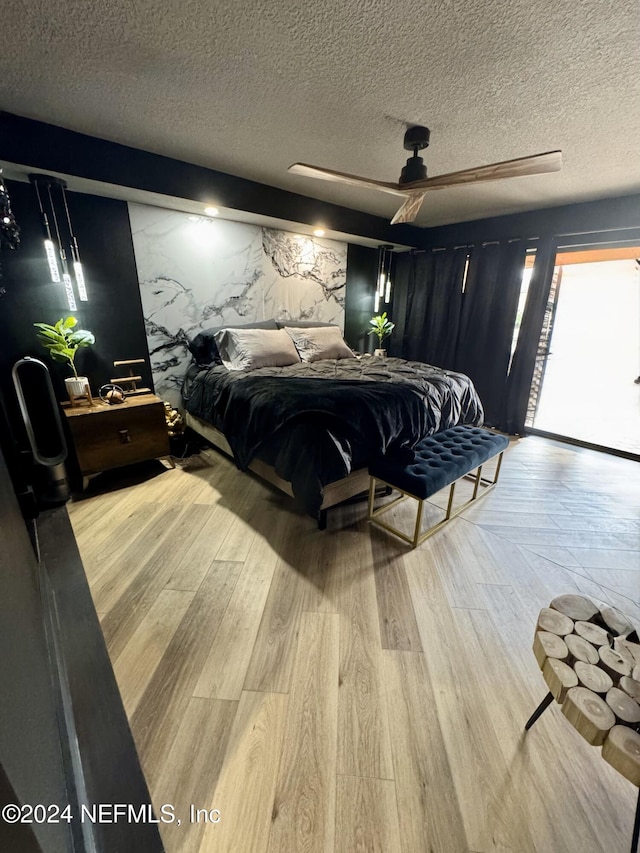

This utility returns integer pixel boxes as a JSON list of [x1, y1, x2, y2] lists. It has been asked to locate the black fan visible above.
[[289, 126, 562, 224]]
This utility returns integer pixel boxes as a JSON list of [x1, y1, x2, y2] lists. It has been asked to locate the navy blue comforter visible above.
[[182, 356, 483, 515]]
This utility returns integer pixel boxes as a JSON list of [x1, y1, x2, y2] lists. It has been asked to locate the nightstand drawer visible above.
[[67, 400, 169, 475]]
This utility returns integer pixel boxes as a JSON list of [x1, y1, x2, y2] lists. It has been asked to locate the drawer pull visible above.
[[118, 429, 131, 444]]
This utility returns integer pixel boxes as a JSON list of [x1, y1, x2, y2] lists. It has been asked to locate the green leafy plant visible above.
[[34, 317, 95, 378], [367, 312, 395, 348]]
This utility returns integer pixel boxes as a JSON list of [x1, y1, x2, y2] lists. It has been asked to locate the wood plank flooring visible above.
[[69, 438, 640, 853]]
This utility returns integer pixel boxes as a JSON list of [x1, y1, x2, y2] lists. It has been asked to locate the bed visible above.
[[181, 321, 484, 522]]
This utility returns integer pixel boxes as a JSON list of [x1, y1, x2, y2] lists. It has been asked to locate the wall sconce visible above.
[[29, 174, 88, 310], [374, 244, 394, 312]]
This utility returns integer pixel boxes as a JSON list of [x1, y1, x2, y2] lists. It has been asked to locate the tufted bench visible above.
[[368, 425, 509, 547]]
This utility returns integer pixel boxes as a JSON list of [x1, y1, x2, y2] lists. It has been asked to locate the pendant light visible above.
[[375, 244, 394, 311], [29, 174, 87, 308]]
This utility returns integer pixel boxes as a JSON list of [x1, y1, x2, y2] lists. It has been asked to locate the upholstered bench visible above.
[[368, 425, 509, 547]]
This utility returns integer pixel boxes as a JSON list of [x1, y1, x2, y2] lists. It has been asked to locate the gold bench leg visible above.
[[445, 480, 456, 519], [472, 465, 483, 499]]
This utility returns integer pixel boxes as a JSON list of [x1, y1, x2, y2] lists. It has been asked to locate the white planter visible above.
[[374, 348, 387, 358], [65, 376, 90, 401]]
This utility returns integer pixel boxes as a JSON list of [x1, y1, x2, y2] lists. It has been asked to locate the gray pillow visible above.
[[215, 327, 301, 370], [188, 319, 278, 365], [284, 325, 355, 362]]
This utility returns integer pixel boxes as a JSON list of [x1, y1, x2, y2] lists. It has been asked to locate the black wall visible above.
[[422, 192, 640, 248], [0, 111, 426, 249], [0, 111, 428, 432], [0, 180, 150, 439], [344, 244, 380, 352], [3, 109, 640, 422]]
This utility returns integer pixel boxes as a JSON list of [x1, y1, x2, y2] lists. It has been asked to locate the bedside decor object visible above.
[[367, 311, 395, 357], [164, 401, 184, 437], [111, 358, 151, 396], [99, 384, 126, 405], [34, 316, 95, 405], [65, 379, 93, 407]]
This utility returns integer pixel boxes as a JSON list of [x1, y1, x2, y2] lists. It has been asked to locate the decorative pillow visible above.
[[275, 319, 336, 329], [215, 327, 301, 371], [188, 319, 278, 366], [284, 325, 355, 362]]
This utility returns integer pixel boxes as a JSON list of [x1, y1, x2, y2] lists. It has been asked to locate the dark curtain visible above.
[[503, 238, 557, 434], [395, 247, 468, 366], [392, 238, 557, 436], [453, 240, 528, 427]]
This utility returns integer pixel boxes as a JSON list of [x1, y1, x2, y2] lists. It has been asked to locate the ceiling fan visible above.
[[288, 126, 562, 225]]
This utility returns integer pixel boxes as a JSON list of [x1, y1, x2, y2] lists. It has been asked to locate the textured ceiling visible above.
[[1, 0, 639, 227]]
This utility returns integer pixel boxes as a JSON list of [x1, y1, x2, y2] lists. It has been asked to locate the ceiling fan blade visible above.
[[400, 150, 562, 192], [390, 193, 427, 225], [288, 163, 403, 195]]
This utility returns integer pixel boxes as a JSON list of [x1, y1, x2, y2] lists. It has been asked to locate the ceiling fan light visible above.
[[399, 156, 427, 185]]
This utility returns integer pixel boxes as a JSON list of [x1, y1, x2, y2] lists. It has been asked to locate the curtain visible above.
[[397, 247, 468, 366], [503, 238, 557, 434], [454, 240, 528, 427], [392, 238, 556, 436]]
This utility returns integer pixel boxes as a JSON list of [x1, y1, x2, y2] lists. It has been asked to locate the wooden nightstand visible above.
[[62, 393, 172, 488]]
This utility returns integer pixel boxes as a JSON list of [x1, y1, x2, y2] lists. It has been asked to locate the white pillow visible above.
[[214, 327, 301, 370], [284, 325, 355, 362]]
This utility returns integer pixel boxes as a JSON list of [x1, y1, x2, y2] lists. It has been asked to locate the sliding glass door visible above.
[[529, 248, 640, 455]]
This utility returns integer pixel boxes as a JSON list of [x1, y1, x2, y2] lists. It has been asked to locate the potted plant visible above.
[[367, 312, 395, 357], [34, 317, 95, 401]]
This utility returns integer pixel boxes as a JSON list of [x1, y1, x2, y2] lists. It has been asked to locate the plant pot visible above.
[[65, 376, 90, 403], [374, 348, 387, 358]]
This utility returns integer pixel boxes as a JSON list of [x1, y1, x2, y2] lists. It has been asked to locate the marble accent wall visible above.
[[128, 202, 348, 406]]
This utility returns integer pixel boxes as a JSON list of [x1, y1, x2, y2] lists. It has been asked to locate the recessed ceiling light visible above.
[[188, 215, 200, 221], [313, 228, 325, 237], [204, 206, 219, 216]]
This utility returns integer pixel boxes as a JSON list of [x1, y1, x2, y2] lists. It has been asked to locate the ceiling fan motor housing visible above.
[[399, 125, 430, 184], [403, 125, 430, 151]]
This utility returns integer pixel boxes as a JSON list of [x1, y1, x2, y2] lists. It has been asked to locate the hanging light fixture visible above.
[[374, 249, 382, 313], [29, 174, 87, 308], [30, 177, 60, 283], [375, 244, 394, 311], [60, 183, 87, 302]]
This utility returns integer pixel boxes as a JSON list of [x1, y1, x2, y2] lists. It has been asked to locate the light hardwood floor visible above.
[[69, 437, 640, 853]]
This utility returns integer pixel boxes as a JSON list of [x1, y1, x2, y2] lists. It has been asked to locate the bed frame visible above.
[[185, 412, 371, 527]]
